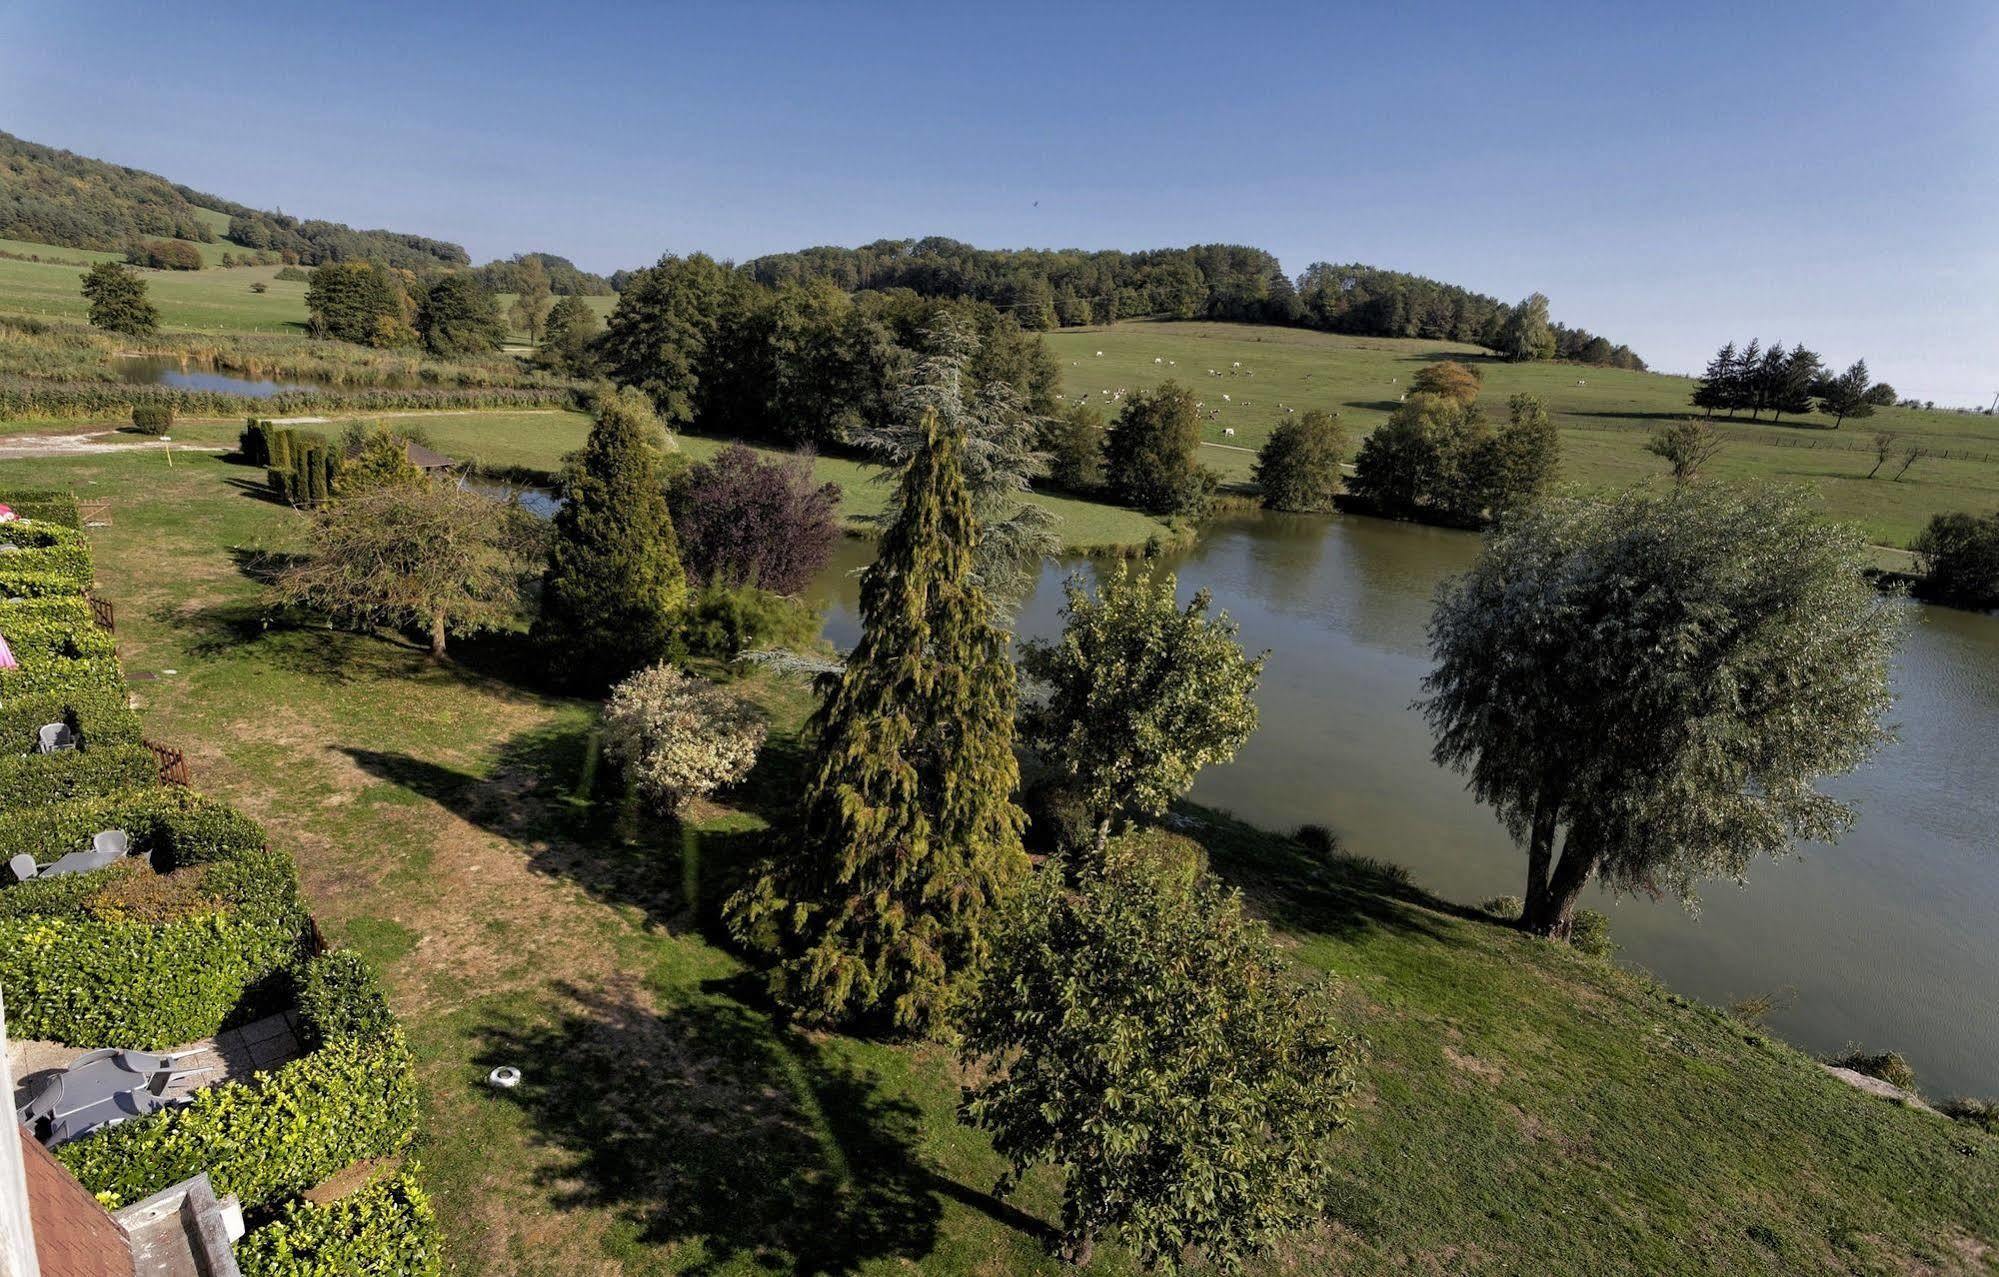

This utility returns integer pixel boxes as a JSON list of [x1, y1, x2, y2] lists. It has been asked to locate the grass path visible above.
[[3, 445, 1992, 1274]]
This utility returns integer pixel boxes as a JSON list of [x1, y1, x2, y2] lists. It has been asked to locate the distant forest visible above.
[[0, 131, 467, 270], [740, 238, 1646, 369], [471, 252, 616, 296]]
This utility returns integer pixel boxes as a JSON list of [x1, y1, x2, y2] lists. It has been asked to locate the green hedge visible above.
[[0, 599, 117, 662], [0, 687, 142, 754], [0, 490, 81, 529], [55, 1032, 420, 1210], [0, 566, 88, 598], [0, 903, 301, 1048], [0, 655, 124, 698], [236, 1168, 443, 1277], [0, 787, 262, 876], [0, 521, 92, 589], [296, 951, 397, 1050], [0, 743, 158, 809], [130, 404, 174, 435]]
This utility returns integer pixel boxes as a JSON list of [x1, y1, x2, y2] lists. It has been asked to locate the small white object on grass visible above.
[[488, 1066, 522, 1089]]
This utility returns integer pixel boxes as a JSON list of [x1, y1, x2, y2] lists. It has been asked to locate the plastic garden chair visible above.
[[36, 722, 77, 753]]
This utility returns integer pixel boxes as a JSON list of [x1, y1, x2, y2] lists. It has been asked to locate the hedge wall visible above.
[[236, 1169, 443, 1277], [0, 521, 92, 589], [0, 598, 117, 662], [0, 655, 124, 698], [0, 743, 159, 809], [0, 787, 263, 874], [54, 1032, 420, 1211], [0, 687, 142, 754], [0, 490, 82, 529]]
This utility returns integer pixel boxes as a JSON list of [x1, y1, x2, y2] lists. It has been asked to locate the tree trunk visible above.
[[1521, 790, 1559, 923], [1060, 1230, 1095, 1267], [1521, 838, 1601, 940], [429, 610, 448, 659]]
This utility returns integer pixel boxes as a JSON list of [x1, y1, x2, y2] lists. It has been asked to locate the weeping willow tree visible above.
[[856, 315, 1056, 605], [727, 406, 1027, 1033]]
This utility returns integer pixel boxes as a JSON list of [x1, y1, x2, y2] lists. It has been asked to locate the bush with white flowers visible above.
[[602, 663, 766, 814]]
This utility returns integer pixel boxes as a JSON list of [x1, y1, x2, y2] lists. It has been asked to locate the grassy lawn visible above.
[[1049, 321, 1999, 546], [0, 252, 309, 334], [3, 445, 1993, 1275]]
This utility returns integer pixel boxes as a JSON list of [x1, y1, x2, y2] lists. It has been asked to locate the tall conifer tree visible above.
[[728, 407, 1027, 1033], [532, 389, 687, 689]]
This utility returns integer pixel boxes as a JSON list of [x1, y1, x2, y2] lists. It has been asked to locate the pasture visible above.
[[0, 251, 310, 334], [1049, 321, 1999, 546]]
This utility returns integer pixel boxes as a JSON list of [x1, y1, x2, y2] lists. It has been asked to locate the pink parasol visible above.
[[0, 633, 15, 671]]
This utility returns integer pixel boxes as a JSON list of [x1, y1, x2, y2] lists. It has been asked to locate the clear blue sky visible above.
[[4, 0, 1995, 403]]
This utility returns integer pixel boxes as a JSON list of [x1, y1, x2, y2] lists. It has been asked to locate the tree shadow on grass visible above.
[[473, 978, 946, 1275], [1183, 805, 1468, 946]]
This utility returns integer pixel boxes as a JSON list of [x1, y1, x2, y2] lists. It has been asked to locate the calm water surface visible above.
[[807, 513, 1999, 1095], [113, 354, 314, 397]]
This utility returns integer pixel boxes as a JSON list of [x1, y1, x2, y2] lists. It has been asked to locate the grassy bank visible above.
[[4, 444, 1992, 1275], [1049, 321, 1999, 547]]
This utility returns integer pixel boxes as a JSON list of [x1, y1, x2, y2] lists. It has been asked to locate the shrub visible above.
[[1293, 824, 1337, 855], [0, 743, 159, 810], [1479, 895, 1524, 921], [236, 1168, 443, 1277], [675, 584, 819, 660], [275, 265, 311, 283], [0, 686, 139, 756], [0, 655, 125, 699], [56, 1033, 420, 1211], [1825, 1046, 1918, 1092], [1569, 909, 1616, 958], [669, 444, 841, 596], [0, 598, 118, 662], [129, 404, 174, 435], [602, 663, 766, 814], [296, 951, 397, 1049]]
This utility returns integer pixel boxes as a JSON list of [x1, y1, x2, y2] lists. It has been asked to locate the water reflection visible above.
[[808, 512, 1999, 1095]]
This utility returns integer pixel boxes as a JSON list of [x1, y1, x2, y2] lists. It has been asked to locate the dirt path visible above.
[[0, 430, 223, 457]]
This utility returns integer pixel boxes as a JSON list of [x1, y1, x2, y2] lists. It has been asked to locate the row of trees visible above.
[[304, 261, 507, 357], [471, 251, 616, 297], [1691, 340, 1897, 426], [1344, 361, 1560, 525], [739, 238, 1644, 366]]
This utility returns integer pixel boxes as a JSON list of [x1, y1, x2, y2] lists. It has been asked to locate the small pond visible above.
[[112, 355, 315, 398]]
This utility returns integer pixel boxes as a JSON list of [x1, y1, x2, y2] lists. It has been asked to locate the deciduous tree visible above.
[[1104, 381, 1208, 515], [416, 273, 506, 357], [1253, 409, 1346, 512], [1422, 485, 1899, 939], [960, 838, 1361, 1271], [1019, 564, 1263, 850], [1645, 418, 1724, 486], [668, 442, 840, 595], [602, 663, 766, 815], [79, 262, 158, 337]]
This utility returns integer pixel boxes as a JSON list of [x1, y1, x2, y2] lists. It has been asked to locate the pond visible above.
[[112, 354, 428, 397], [805, 513, 1999, 1097]]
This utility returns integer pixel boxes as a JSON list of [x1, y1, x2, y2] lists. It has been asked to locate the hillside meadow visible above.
[[1048, 321, 1999, 547], [1, 440, 1992, 1275]]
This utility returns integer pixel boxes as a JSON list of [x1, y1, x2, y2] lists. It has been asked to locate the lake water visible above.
[[113, 354, 315, 398], [806, 514, 1999, 1096]]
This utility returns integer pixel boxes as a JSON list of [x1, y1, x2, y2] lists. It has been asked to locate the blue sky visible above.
[[4, 1, 1995, 402]]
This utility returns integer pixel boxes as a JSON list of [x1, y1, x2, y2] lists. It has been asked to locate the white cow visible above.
[[1222, 393, 1231, 401], [1223, 427, 1236, 437], [1095, 350, 1104, 357]]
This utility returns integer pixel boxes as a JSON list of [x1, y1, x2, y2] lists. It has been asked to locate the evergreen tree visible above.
[[531, 388, 688, 690], [79, 261, 158, 337], [727, 407, 1027, 1034], [1691, 342, 1738, 417], [1819, 360, 1877, 429], [1733, 339, 1763, 417], [1772, 344, 1822, 422]]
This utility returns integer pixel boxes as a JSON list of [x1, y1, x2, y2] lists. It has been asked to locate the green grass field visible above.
[[1, 445, 1991, 1275], [0, 251, 309, 334], [1048, 321, 1999, 546]]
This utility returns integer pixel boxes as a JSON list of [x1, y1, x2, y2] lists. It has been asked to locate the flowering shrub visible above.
[[602, 663, 766, 814]]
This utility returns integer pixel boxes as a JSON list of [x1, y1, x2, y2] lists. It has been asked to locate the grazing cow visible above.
[[1577, 379, 1587, 386], [1095, 350, 1104, 356], [1222, 393, 1231, 401], [1223, 427, 1236, 437]]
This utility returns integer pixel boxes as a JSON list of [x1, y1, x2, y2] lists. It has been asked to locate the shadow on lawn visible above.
[[474, 978, 947, 1274]]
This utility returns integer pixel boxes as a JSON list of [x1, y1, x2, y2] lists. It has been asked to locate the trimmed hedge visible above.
[[0, 490, 81, 529], [0, 655, 125, 698], [236, 1168, 443, 1277], [0, 521, 92, 590], [0, 598, 117, 662], [0, 787, 261, 870], [0, 743, 159, 809], [0, 903, 301, 1048], [0, 687, 142, 754], [296, 951, 396, 1050], [130, 404, 174, 435], [55, 1032, 420, 1210]]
